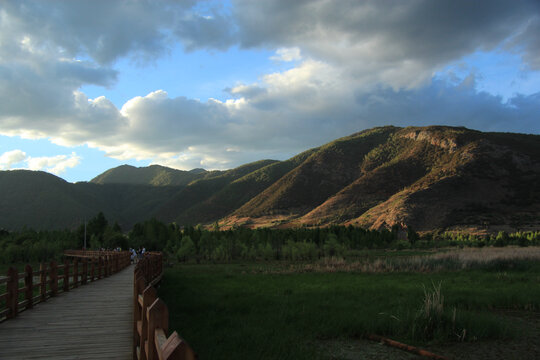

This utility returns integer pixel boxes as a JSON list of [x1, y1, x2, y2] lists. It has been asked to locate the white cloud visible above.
[[0, 149, 81, 175], [270, 47, 301, 62], [0, 149, 27, 169], [26, 152, 81, 175], [0, 0, 539, 174], [234, 0, 540, 90]]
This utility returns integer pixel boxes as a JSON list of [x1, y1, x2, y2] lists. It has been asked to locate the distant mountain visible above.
[[1, 125, 539, 233], [90, 164, 211, 186], [0, 170, 179, 230]]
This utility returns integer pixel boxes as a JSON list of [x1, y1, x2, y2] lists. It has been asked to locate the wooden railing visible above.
[[0, 250, 131, 322], [134, 252, 196, 360], [65, 250, 131, 271]]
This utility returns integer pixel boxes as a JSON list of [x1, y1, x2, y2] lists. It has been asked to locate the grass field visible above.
[[158, 247, 540, 359]]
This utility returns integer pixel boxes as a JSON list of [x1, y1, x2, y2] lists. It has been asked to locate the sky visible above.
[[0, 0, 539, 183]]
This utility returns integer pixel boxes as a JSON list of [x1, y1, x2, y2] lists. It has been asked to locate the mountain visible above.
[[0, 170, 179, 230], [90, 164, 212, 186], [1, 125, 539, 233], [222, 126, 540, 232]]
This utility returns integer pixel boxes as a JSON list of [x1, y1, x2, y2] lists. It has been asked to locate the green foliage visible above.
[[282, 239, 318, 261], [0, 229, 78, 265], [495, 231, 510, 247], [323, 233, 344, 257], [412, 282, 448, 341], [130, 218, 540, 265], [433, 231, 540, 247], [0, 212, 129, 265], [176, 236, 196, 262]]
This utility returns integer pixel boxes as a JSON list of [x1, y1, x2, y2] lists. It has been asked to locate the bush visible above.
[[323, 234, 345, 257]]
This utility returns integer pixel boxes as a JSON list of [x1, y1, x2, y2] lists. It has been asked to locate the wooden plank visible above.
[[0, 265, 134, 359]]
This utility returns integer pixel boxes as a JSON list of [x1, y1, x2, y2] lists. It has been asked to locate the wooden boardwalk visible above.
[[0, 265, 134, 359]]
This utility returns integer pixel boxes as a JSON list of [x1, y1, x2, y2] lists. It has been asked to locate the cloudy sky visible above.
[[0, 0, 539, 182]]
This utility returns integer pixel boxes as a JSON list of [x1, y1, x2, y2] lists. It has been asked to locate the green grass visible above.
[[158, 261, 540, 360]]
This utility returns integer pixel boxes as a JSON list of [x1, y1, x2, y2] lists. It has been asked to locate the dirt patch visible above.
[[322, 311, 540, 360], [323, 338, 424, 360], [427, 310, 540, 360]]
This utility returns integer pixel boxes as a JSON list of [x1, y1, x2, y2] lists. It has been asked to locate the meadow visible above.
[[159, 247, 540, 360]]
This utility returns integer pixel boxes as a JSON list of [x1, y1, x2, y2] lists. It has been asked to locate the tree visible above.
[[407, 226, 419, 244], [176, 235, 196, 262], [324, 233, 344, 257], [88, 212, 108, 237]]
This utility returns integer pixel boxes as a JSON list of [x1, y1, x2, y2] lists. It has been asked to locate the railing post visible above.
[[63, 260, 70, 292], [6, 267, 18, 318], [25, 264, 33, 310], [98, 257, 103, 279], [147, 298, 168, 360], [40, 263, 47, 301], [133, 274, 146, 360], [91, 259, 95, 281], [82, 259, 88, 285], [140, 285, 157, 360], [108, 255, 112, 275], [73, 258, 79, 288], [104, 256, 109, 277], [50, 261, 58, 296]]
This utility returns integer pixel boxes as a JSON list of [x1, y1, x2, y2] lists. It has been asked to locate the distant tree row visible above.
[[427, 230, 540, 248], [1, 212, 539, 266], [162, 225, 540, 263], [0, 212, 125, 265]]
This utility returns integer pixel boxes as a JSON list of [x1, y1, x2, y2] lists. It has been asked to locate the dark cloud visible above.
[[174, 11, 237, 51], [354, 79, 540, 134], [233, 0, 540, 88], [53, 61, 118, 87], [511, 16, 540, 70], [1, 0, 174, 64]]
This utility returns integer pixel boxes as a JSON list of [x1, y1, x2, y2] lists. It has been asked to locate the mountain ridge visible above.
[[1, 125, 538, 233]]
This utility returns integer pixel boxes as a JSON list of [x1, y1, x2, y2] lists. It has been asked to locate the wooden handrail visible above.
[[0, 250, 131, 322], [133, 253, 196, 360]]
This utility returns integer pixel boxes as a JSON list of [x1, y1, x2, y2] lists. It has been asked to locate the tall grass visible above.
[[159, 257, 536, 359], [281, 246, 540, 274]]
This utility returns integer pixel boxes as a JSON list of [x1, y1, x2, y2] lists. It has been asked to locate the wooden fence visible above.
[[134, 252, 196, 360], [0, 250, 131, 322]]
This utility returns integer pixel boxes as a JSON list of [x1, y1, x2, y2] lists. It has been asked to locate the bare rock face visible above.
[[400, 128, 459, 153]]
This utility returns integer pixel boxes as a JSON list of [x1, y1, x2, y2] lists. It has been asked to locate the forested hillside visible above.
[[1, 125, 538, 233]]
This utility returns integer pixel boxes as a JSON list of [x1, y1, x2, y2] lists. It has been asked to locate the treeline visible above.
[[0, 212, 125, 265], [430, 230, 540, 248], [0, 228, 78, 265], [167, 224, 402, 262], [161, 225, 540, 263], [2, 212, 540, 265]]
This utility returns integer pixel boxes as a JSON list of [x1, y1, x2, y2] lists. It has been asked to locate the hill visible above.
[[222, 126, 540, 232], [0, 170, 179, 230], [0, 125, 538, 233], [90, 164, 211, 186]]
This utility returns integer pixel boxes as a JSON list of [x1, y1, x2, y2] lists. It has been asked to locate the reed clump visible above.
[[296, 246, 540, 274]]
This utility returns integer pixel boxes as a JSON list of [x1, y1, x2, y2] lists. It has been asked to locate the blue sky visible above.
[[0, 0, 539, 183]]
